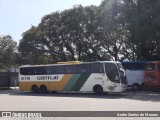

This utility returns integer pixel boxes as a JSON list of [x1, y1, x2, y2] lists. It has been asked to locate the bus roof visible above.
[[57, 61, 82, 64], [121, 61, 148, 64], [19, 61, 120, 68]]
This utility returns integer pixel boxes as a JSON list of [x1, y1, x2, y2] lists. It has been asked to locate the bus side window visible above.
[[35, 67, 47, 75], [20, 68, 25, 75], [21, 67, 33, 75], [44, 67, 53, 74], [91, 63, 104, 73], [53, 65, 66, 74], [66, 65, 77, 74], [34, 67, 42, 75], [78, 64, 90, 74]]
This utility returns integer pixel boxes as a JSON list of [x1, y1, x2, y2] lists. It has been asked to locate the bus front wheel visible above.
[[132, 83, 140, 90], [93, 85, 103, 95], [40, 85, 48, 93], [31, 85, 39, 93]]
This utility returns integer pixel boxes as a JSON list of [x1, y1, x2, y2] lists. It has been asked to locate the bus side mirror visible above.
[[120, 68, 125, 77]]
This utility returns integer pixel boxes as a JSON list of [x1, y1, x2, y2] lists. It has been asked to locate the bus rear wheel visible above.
[[93, 85, 103, 95], [40, 85, 47, 93], [31, 85, 39, 93]]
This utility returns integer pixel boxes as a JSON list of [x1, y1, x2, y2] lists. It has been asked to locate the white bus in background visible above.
[[19, 61, 127, 94], [121, 61, 146, 90]]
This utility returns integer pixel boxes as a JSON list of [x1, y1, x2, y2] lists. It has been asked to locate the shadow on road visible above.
[[0, 88, 160, 102]]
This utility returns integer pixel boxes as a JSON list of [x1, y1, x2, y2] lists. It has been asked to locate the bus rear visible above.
[[144, 62, 160, 89]]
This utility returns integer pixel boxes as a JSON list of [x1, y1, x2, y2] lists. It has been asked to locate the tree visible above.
[[19, 5, 105, 63], [0, 35, 17, 70], [22, 0, 160, 63], [19, 26, 53, 64], [93, 0, 132, 61], [123, 0, 160, 60]]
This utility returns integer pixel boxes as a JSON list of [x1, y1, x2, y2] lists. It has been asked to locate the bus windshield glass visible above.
[[145, 63, 155, 71], [105, 63, 119, 83]]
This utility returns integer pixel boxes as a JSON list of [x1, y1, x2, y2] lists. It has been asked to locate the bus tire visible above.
[[40, 85, 47, 93], [140, 83, 144, 90], [132, 83, 140, 90], [31, 85, 39, 93], [93, 85, 103, 95]]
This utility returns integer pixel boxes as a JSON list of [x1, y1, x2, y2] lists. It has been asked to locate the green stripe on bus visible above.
[[63, 74, 81, 91], [71, 74, 91, 91]]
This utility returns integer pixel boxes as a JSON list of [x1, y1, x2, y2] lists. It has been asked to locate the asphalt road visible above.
[[0, 88, 160, 120]]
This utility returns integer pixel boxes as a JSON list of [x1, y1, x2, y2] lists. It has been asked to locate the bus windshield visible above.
[[105, 63, 119, 83]]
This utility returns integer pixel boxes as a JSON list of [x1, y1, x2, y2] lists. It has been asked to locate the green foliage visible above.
[[19, 26, 52, 64], [18, 0, 160, 64], [0, 35, 17, 70], [96, 0, 130, 61], [123, 0, 160, 60]]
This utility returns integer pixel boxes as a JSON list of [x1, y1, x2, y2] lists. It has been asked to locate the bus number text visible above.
[[21, 77, 30, 81]]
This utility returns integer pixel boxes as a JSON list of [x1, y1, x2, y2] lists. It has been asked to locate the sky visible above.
[[0, 0, 102, 43]]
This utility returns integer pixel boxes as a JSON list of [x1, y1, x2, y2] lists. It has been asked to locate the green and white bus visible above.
[[19, 61, 127, 94]]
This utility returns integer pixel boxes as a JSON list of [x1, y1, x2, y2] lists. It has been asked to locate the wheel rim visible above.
[[40, 85, 47, 93], [32, 85, 39, 93]]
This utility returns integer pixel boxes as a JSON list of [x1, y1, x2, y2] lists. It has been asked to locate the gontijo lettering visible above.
[[37, 76, 58, 80]]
